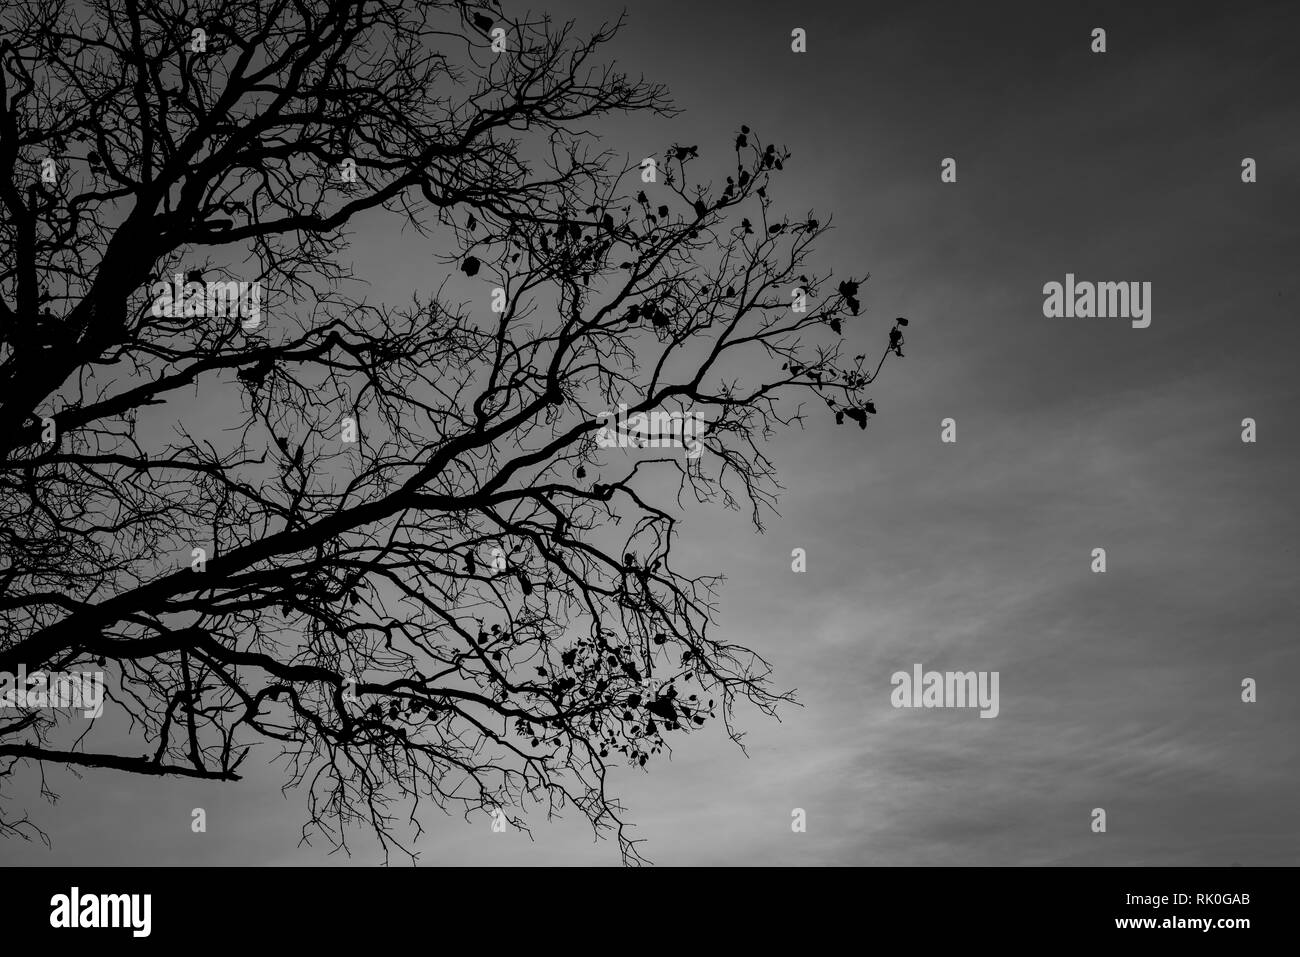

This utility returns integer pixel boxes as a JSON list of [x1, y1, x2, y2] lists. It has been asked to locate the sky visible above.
[[5, 0, 1300, 866]]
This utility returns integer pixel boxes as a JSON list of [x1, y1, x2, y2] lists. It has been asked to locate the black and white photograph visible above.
[[0, 0, 1294, 939]]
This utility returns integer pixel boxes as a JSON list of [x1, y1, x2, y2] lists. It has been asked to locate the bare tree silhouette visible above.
[[0, 0, 905, 863]]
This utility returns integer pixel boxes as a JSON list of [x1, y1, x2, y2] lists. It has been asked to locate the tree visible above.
[[0, 0, 905, 864]]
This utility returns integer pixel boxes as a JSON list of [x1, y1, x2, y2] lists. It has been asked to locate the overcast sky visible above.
[[6, 0, 1300, 866]]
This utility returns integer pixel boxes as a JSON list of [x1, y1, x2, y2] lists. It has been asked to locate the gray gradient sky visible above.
[[5, 0, 1300, 866]]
